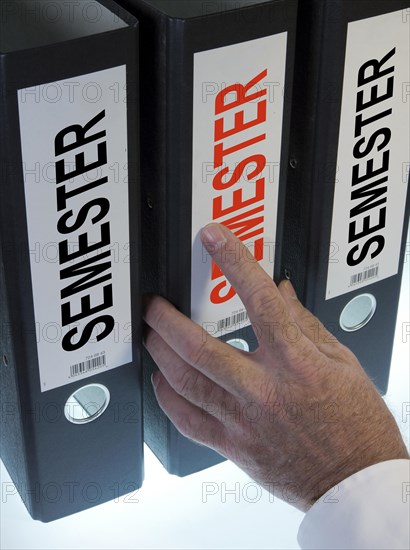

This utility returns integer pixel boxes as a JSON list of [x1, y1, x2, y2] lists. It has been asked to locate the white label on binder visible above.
[[18, 66, 132, 392], [191, 34, 288, 338], [326, 10, 410, 300]]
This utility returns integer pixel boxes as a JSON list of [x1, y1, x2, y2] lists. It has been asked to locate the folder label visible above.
[[326, 9, 410, 300], [191, 33, 287, 337], [18, 65, 133, 392]]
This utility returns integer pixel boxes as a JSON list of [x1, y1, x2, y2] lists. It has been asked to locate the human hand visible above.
[[143, 223, 409, 511]]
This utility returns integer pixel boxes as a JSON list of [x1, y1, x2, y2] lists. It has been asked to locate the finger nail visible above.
[[151, 371, 161, 391], [201, 223, 227, 252], [284, 280, 298, 300]]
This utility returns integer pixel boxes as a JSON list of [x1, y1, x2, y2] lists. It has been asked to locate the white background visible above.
[[1, 240, 409, 549]]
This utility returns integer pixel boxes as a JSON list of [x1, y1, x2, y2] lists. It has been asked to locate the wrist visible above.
[[306, 439, 409, 508]]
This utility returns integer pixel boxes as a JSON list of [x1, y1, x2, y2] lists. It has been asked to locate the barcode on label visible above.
[[70, 354, 106, 378], [350, 266, 379, 287], [217, 311, 249, 332]]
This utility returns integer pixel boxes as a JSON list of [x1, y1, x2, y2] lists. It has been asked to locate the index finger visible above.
[[200, 223, 301, 351]]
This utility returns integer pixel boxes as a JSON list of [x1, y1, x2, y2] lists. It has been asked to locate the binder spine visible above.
[[0, 2, 143, 521], [283, 0, 410, 392], [279, 2, 324, 302], [166, 18, 192, 316], [0, 67, 40, 519], [138, 1, 168, 298], [135, 2, 172, 471], [0, 246, 32, 514], [118, 0, 297, 475]]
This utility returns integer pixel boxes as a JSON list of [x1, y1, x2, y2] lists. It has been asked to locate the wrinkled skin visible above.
[[144, 223, 409, 511]]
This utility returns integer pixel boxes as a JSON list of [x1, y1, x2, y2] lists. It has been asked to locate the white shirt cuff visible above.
[[297, 459, 410, 550]]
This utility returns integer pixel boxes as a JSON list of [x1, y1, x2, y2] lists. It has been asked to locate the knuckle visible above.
[[206, 427, 228, 456], [335, 343, 362, 368], [179, 414, 226, 453], [176, 413, 196, 439], [300, 309, 318, 328], [144, 327, 160, 350], [284, 341, 318, 371], [186, 339, 215, 369], [175, 369, 200, 399], [246, 282, 283, 317]]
